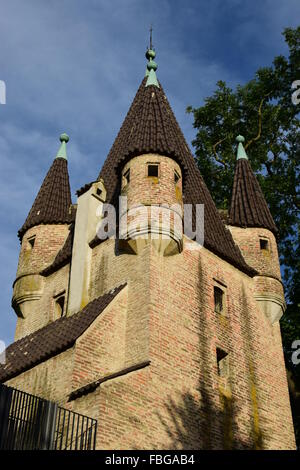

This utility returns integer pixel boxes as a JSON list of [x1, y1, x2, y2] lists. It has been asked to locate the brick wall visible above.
[[69, 235, 295, 449], [228, 226, 281, 280], [16, 225, 69, 276], [12, 224, 70, 340], [145, 242, 295, 449], [121, 154, 183, 208], [5, 348, 74, 404], [7, 156, 296, 449], [7, 233, 296, 448], [14, 265, 70, 340], [73, 287, 128, 389]]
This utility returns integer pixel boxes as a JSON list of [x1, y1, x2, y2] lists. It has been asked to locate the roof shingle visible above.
[[0, 284, 126, 383], [94, 78, 256, 276], [229, 158, 277, 233], [18, 158, 73, 240]]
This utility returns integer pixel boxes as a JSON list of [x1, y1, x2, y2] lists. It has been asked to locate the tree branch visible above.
[[245, 92, 272, 150], [265, 161, 274, 176], [212, 137, 228, 169]]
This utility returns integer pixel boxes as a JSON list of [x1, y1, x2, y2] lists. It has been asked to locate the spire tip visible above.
[[60, 133, 69, 143], [150, 24, 153, 50], [56, 133, 69, 160], [236, 134, 245, 143], [145, 27, 159, 88], [236, 134, 248, 160]]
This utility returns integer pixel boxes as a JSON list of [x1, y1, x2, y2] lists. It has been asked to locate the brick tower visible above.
[[12, 134, 73, 340], [0, 45, 296, 450], [228, 135, 286, 325]]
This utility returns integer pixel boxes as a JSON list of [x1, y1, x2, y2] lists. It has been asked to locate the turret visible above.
[[12, 134, 73, 339], [118, 48, 184, 256], [90, 43, 253, 277], [119, 154, 183, 256], [228, 135, 285, 324]]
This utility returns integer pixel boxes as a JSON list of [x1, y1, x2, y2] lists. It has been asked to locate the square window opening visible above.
[[148, 164, 159, 177], [260, 238, 269, 251]]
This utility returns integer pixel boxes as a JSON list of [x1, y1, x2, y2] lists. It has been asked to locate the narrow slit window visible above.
[[174, 170, 180, 184], [216, 348, 229, 378], [96, 187, 102, 197], [124, 169, 130, 185], [27, 236, 36, 250], [214, 286, 224, 314], [260, 238, 269, 251], [55, 295, 65, 317], [148, 164, 159, 177]]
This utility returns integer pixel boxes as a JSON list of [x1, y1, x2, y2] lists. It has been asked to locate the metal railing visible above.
[[0, 384, 97, 450]]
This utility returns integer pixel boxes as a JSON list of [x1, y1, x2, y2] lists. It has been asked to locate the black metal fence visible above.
[[0, 383, 97, 450]]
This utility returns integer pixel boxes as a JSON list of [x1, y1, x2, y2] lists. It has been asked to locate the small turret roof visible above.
[[18, 134, 73, 240], [229, 136, 277, 234]]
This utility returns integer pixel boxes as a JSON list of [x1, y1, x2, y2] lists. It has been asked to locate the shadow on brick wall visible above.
[[153, 259, 263, 450]]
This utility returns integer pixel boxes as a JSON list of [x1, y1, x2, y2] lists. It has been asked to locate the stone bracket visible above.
[[254, 294, 286, 324]]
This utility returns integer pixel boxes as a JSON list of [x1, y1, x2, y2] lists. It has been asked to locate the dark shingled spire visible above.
[[18, 134, 73, 240], [229, 136, 277, 234], [96, 75, 256, 276]]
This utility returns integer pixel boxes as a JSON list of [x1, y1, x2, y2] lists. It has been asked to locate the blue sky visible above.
[[0, 0, 299, 346]]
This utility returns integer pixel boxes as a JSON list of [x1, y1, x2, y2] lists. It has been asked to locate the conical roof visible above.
[[18, 134, 73, 240], [96, 73, 255, 276], [229, 136, 277, 234]]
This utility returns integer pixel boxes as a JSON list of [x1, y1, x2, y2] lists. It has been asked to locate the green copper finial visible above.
[[56, 133, 69, 160], [236, 134, 248, 160], [60, 133, 69, 143], [145, 25, 159, 88]]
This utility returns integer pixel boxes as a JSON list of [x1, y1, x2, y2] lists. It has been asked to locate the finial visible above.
[[60, 133, 69, 143], [236, 134, 248, 160], [56, 132, 69, 160], [150, 24, 153, 50], [145, 26, 159, 88]]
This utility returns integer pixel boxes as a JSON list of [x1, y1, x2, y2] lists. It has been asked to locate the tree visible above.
[[187, 26, 300, 447]]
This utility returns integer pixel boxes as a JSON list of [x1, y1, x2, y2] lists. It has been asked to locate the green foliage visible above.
[[188, 26, 300, 446]]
